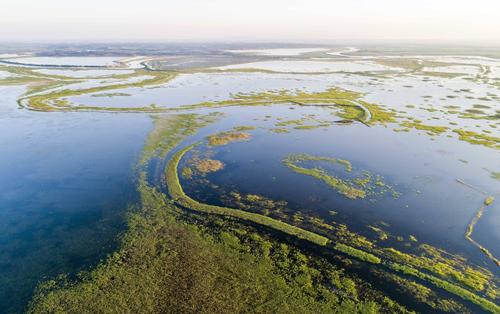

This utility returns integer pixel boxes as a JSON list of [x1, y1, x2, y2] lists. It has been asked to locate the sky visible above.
[[2, 0, 500, 44]]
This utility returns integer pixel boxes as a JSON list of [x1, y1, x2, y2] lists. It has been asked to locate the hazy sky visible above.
[[2, 0, 500, 44]]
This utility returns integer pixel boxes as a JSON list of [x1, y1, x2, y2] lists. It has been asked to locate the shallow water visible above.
[[0, 86, 152, 313]]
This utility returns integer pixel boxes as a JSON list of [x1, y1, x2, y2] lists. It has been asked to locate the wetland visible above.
[[0, 44, 499, 313]]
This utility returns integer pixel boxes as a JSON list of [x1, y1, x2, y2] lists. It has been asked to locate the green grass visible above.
[[334, 243, 381, 264], [29, 182, 399, 313]]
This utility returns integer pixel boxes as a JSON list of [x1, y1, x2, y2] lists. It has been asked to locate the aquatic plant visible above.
[[453, 129, 500, 149], [269, 127, 290, 134], [400, 121, 449, 136], [232, 125, 256, 131], [193, 158, 225, 174], [489, 171, 500, 181], [389, 263, 500, 313], [372, 269, 471, 312], [283, 154, 399, 200], [283, 155, 365, 200], [207, 131, 252, 146], [181, 166, 193, 179]]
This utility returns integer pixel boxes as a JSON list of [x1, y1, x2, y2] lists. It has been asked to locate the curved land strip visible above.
[[457, 179, 500, 266], [165, 142, 499, 313], [465, 197, 500, 267], [166, 144, 330, 246], [17, 70, 178, 111]]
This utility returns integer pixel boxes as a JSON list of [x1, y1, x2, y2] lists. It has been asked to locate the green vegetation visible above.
[[382, 246, 493, 292], [181, 166, 193, 179], [334, 243, 381, 264], [489, 171, 500, 181], [464, 197, 500, 267], [18, 69, 177, 111], [90, 92, 132, 97], [207, 131, 252, 146], [139, 113, 221, 166], [232, 125, 256, 131], [389, 263, 500, 313], [270, 127, 290, 134], [193, 158, 225, 174], [27, 112, 499, 313], [484, 196, 494, 206], [372, 270, 469, 313], [368, 226, 389, 241], [224, 192, 288, 217], [283, 154, 399, 200], [29, 112, 413, 313], [30, 182, 401, 313], [180, 88, 395, 125], [400, 121, 449, 136], [283, 154, 365, 199], [453, 129, 500, 149]]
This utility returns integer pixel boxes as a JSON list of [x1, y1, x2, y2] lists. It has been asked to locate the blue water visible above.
[[180, 105, 500, 275], [0, 86, 152, 313]]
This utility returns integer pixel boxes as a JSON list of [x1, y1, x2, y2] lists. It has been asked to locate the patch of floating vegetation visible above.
[[224, 192, 288, 216], [207, 130, 252, 146], [274, 116, 334, 130], [269, 127, 290, 134], [368, 225, 389, 241], [399, 121, 449, 136], [453, 129, 500, 149], [232, 125, 256, 131], [181, 166, 193, 179], [283, 154, 364, 199], [173, 143, 498, 305], [489, 171, 500, 181], [283, 154, 400, 200], [192, 158, 225, 175], [139, 112, 222, 166]]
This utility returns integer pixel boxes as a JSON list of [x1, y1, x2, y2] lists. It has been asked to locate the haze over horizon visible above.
[[2, 0, 500, 45]]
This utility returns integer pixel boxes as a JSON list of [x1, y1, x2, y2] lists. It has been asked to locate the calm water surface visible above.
[[0, 86, 151, 313]]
